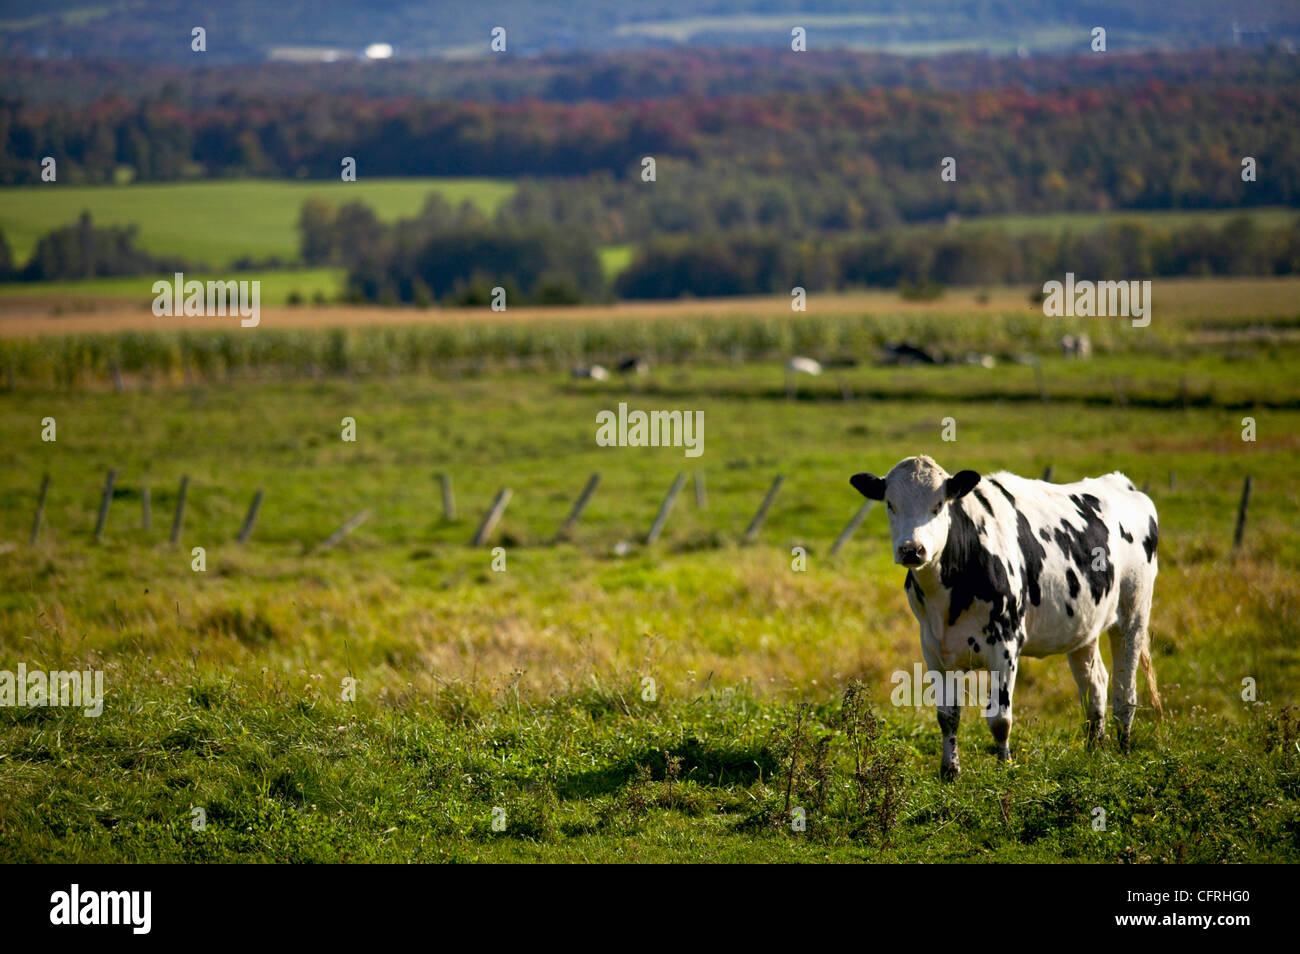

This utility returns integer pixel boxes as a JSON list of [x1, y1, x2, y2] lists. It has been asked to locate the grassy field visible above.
[[0, 178, 516, 267], [0, 278, 1297, 862], [0, 267, 344, 308]]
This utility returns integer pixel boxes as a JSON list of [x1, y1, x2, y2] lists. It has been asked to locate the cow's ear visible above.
[[945, 470, 981, 500], [850, 472, 887, 500]]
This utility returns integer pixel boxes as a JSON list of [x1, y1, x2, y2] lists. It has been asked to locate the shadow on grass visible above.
[[553, 737, 779, 800]]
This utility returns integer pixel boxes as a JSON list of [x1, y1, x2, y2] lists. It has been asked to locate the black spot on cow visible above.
[[1016, 511, 1047, 608], [1065, 603, 1074, 617], [1051, 493, 1114, 604], [1065, 568, 1080, 599], [905, 570, 925, 606], [1127, 481, 1137, 492], [1142, 516, 1159, 562], [1003, 650, 1012, 662], [1118, 523, 1133, 543], [1038, 527, 1051, 543], [972, 488, 995, 517], [941, 502, 1020, 644]]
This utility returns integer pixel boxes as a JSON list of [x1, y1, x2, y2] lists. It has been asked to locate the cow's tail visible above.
[[1140, 643, 1164, 721]]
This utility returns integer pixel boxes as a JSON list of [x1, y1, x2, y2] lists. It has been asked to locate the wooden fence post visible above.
[[743, 475, 784, 543], [830, 501, 874, 556], [439, 473, 457, 521], [317, 510, 372, 551], [471, 489, 512, 546], [237, 488, 264, 544], [556, 474, 600, 541], [1041, 464, 1054, 482], [30, 474, 50, 545], [169, 475, 189, 545], [93, 469, 117, 542], [1233, 476, 1253, 551], [645, 473, 686, 545]]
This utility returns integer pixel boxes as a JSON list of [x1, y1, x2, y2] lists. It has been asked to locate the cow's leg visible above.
[[923, 643, 961, 780], [1110, 580, 1153, 753], [1067, 640, 1108, 746], [985, 640, 1019, 762]]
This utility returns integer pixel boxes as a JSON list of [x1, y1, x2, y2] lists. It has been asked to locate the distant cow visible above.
[[850, 455, 1162, 778], [571, 364, 609, 381]]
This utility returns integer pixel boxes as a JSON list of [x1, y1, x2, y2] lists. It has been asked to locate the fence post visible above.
[[93, 469, 117, 542], [317, 510, 372, 551], [1041, 464, 1054, 482], [1233, 476, 1253, 551], [645, 473, 686, 545], [694, 471, 707, 510], [169, 475, 189, 545], [237, 488, 264, 544], [471, 489, 512, 547], [743, 475, 784, 543], [556, 474, 600, 541], [830, 501, 874, 556], [439, 473, 457, 521], [30, 474, 50, 545]]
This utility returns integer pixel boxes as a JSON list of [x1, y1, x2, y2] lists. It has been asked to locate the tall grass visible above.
[[0, 309, 1160, 388]]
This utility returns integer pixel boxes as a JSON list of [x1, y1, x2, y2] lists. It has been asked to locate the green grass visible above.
[[0, 267, 345, 306], [0, 283, 1297, 862], [598, 244, 633, 279], [0, 178, 517, 267]]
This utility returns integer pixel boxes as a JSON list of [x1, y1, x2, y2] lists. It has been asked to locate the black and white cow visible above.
[[850, 456, 1162, 778]]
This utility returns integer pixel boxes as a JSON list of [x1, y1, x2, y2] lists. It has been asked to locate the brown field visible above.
[[3, 277, 1298, 338]]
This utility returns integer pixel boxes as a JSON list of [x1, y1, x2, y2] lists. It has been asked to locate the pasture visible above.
[[0, 278, 1297, 862], [0, 178, 516, 266]]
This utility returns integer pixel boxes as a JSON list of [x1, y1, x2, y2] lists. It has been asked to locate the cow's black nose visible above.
[[899, 543, 926, 565]]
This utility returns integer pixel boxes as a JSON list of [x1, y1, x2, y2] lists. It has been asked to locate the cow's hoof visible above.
[[940, 761, 961, 782], [1117, 732, 1132, 755], [996, 746, 1012, 763]]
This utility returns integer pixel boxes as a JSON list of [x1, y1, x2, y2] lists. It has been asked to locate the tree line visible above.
[[296, 193, 1300, 304], [4, 81, 1298, 226], [7, 48, 1298, 108], [614, 216, 1300, 299], [0, 212, 186, 283]]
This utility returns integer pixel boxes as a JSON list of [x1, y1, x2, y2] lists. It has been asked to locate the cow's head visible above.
[[850, 456, 980, 568]]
